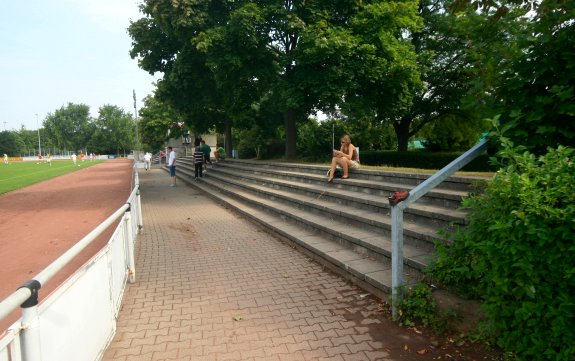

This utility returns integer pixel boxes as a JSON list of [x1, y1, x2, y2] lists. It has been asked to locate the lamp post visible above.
[[36, 114, 42, 156], [133, 90, 139, 146]]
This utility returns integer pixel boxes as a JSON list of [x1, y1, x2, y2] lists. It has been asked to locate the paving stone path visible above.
[[102, 168, 431, 361]]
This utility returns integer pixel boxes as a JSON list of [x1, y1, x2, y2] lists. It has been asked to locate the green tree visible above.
[[0, 131, 25, 156], [43, 103, 93, 153], [129, 0, 242, 155], [129, 0, 423, 159], [17, 127, 41, 156], [334, 0, 422, 152], [419, 115, 488, 151], [450, 0, 575, 153], [495, 0, 575, 153], [137, 95, 176, 152], [90, 105, 135, 155]]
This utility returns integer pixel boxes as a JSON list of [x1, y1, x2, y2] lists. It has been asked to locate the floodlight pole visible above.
[[133, 90, 139, 146]]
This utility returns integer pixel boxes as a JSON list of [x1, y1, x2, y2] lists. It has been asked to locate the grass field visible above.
[[0, 160, 103, 195]]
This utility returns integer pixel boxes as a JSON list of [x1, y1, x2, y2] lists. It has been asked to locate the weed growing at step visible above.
[[396, 283, 455, 334]]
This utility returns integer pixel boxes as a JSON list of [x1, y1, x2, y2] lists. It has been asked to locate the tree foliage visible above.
[[494, 0, 575, 153], [428, 128, 575, 359], [0, 131, 25, 156], [129, 0, 424, 158], [90, 105, 135, 154], [43, 103, 93, 153], [41, 102, 135, 154], [137, 95, 177, 152]]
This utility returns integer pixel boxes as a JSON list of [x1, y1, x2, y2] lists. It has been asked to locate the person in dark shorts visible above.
[[194, 140, 204, 180], [167, 146, 177, 186]]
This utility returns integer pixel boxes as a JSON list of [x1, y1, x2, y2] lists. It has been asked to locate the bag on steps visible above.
[[326, 168, 343, 179]]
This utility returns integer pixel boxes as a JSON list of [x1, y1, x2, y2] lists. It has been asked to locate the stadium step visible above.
[[165, 157, 487, 297]]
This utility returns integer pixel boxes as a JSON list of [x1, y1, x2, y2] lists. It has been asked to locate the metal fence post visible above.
[[390, 205, 404, 321], [19, 280, 42, 361], [136, 189, 143, 232], [124, 212, 136, 284]]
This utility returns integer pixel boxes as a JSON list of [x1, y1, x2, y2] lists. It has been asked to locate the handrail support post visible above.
[[124, 212, 136, 284], [18, 280, 42, 361], [390, 205, 404, 321]]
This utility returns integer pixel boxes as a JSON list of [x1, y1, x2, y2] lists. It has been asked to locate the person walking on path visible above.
[[143, 152, 152, 171], [167, 146, 177, 186], [193, 140, 204, 180]]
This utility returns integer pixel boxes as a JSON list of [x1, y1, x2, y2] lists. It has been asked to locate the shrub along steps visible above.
[[165, 157, 486, 297]]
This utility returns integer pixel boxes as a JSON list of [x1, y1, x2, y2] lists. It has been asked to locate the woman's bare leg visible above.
[[328, 157, 338, 182], [341, 158, 349, 178]]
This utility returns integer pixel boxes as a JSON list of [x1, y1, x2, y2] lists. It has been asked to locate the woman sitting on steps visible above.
[[328, 134, 360, 183]]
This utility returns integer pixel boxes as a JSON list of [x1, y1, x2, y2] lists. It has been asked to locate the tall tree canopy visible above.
[[42, 102, 136, 155], [137, 94, 179, 152], [494, 0, 575, 153], [43, 103, 93, 153], [0, 131, 25, 156], [129, 0, 422, 158], [90, 105, 136, 154], [449, 0, 575, 153]]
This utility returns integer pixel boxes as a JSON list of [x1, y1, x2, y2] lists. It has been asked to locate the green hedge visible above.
[[359, 151, 496, 172], [428, 144, 575, 360]]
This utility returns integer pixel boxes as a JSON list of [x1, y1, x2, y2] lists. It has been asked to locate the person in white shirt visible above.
[[167, 147, 176, 186], [144, 152, 152, 171]]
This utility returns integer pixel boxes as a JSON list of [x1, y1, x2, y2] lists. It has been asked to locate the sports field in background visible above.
[[0, 160, 103, 194]]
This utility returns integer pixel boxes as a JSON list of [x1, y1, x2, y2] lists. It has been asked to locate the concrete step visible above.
[[165, 159, 484, 294], [176, 174, 421, 293]]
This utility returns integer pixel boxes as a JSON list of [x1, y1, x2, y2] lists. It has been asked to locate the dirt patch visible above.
[[334, 292, 504, 360], [0, 160, 133, 332]]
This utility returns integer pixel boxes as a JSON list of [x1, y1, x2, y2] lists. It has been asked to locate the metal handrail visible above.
[[0, 185, 138, 322], [389, 138, 490, 319], [0, 164, 141, 361]]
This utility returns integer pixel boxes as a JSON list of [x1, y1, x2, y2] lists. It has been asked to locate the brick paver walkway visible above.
[[101, 168, 393, 361]]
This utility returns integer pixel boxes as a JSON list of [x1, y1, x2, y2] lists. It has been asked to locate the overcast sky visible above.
[[0, 0, 160, 131]]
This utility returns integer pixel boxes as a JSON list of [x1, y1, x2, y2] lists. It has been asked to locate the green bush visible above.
[[428, 140, 575, 360], [397, 284, 437, 328]]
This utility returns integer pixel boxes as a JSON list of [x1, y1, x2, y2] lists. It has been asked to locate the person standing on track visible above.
[[167, 146, 177, 187]]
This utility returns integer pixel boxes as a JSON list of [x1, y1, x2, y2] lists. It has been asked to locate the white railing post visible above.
[[136, 189, 143, 232], [124, 211, 136, 284], [19, 281, 42, 361]]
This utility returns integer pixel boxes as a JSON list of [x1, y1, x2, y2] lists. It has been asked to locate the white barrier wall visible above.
[[0, 168, 141, 361]]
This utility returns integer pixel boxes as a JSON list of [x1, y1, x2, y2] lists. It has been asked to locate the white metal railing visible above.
[[390, 138, 489, 319], [0, 166, 143, 361]]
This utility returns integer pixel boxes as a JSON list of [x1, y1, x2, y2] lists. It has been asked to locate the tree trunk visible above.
[[224, 119, 233, 157], [284, 108, 297, 159], [394, 118, 412, 152]]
